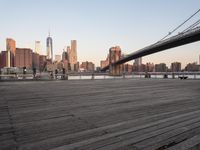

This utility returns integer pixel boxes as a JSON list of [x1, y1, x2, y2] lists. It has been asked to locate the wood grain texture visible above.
[[0, 78, 200, 150]]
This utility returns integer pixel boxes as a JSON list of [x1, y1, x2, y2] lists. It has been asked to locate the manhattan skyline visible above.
[[0, 0, 200, 67]]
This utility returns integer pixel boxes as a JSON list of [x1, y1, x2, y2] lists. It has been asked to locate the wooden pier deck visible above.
[[1, 78, 200, 150]]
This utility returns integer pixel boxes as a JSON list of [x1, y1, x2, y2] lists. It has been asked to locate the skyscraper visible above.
[[46, 33, 53, 61], [35, 41, 41, 54], [68, 40, 77, 71], [133, 57, 142, 72], [6, 38, 16, 55], [62, 49, 69, 72], [62, 50, 68, 62], [135, 57, 142, 66], [6, 38, 16, 67], [70, 40, 77, 64], [67, 46, 71, 54]]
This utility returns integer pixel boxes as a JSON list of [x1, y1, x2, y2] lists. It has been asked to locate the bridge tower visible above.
[[109, 46, 122, 76]]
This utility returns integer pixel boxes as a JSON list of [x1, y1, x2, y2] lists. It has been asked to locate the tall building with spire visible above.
[[46, 32, 53, 61]]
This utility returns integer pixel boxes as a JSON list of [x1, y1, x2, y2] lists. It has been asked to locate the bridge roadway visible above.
[[1, 79, 200, 150]]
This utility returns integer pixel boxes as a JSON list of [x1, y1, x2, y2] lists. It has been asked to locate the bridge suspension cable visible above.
[[182, 19, 200, 33], [160, 8, 200, 41]]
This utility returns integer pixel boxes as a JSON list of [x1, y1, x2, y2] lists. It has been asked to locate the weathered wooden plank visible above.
[[51, 111, 200, 150], [0, 79, 200, 150], [0, 140, 17, 150], [136, 123, 200, 149], [166, 135, 200, 150], [18, 109, 199, 150]]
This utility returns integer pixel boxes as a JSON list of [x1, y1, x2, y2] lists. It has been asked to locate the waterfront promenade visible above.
[[1, 78, 200, 150]]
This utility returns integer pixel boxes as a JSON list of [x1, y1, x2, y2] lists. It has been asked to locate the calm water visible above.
[[68, 74, 200, 80], [1, 74, 200, 80]]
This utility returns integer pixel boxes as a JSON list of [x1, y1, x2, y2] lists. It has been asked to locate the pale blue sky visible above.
[[0, 0, 200, 67]]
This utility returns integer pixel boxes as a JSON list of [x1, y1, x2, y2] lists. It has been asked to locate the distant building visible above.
[[32, 52, 40, 70], [71, 40, 77, 64], [140, 64, 146, 72], [155, 63, 167, 72], [171, 62, 181, 72], [56, 61, 64, 71], [6, 38, 16, 67], [46, 60, 55, 72], [35, 41, 41, 54], [135, 57, 142, 66], [61, 49, 69, 71], [123, 64, 133, 74], [68, 40, 77, 71], [96, 67, 101, 72], [133, 57, 142, 72], [67, 46, 71, 54], [15, 48, 32, 69], [80, 61, 95, 72], [133, 63, 141, 72], [55, 55, 61, 62], [145, 63, 154, 72], [39, 55, 47, 72], [185, 62, 200, 72], [0, 51, 7, 68], [75, 62, 79, 72], [6, 38, 16, 55], [46, 33, 53, 61], [62, 50, 70, 71], [100, 54, 109, 69], [63, 60, 69, 72], [100, 60, 109, 69], [62, 50, 68, 62]]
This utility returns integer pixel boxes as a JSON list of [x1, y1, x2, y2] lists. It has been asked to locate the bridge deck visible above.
[[1, 79, 200, 150]]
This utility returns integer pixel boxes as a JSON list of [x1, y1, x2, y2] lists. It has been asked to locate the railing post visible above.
[[163, 74, 168, 79], [66, 74, 68, 80], [15, 73, 18, 80], [91, 73, 94, 80], [123, 72, 125, 79], [172, 72, 175, 79]]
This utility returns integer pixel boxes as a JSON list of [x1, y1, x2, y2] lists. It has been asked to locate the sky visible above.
[[0, 0, 200, 68]]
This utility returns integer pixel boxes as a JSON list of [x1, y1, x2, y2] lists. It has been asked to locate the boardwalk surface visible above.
[[1, 79, 200, 150]]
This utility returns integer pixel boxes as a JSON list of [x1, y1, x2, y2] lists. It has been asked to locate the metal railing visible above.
[[1, 72, 200, 81]]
